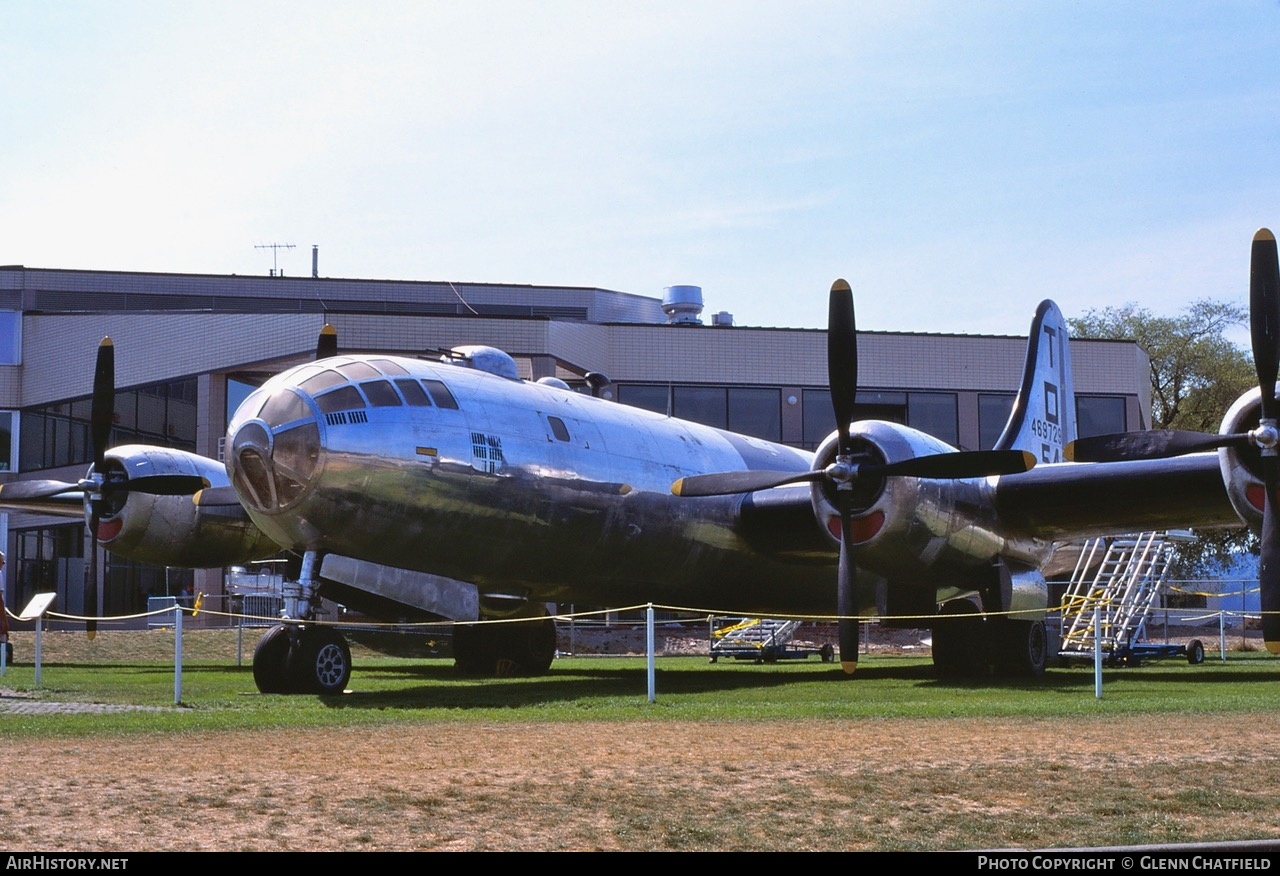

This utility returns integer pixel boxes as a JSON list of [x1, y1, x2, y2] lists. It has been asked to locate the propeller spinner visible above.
[[673, 279, 1034, 674]]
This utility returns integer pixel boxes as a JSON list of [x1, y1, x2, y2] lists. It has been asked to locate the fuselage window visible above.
[[337, 361, 381, 380], [315, 385, 367, 415], [300, 370, 346, 396], [395, 379, 433, 406], [361, 379, 402, 407], [371, 359, 410, 376], [548, 416, 570, 442], [422, 379, 459, 410]]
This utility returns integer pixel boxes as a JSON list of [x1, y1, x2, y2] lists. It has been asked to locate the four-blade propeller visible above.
[[1065, 228, 1280, 652], [672, 279, 1035, 673]]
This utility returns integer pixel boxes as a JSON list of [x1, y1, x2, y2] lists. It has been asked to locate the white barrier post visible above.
[[33, 621, 42, 688], [174, 602, 183, 704], [1093, 605, 1102, 700], [646, 603, 656, 703]]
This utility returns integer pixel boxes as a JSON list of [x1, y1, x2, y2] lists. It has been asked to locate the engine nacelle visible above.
[[93, 445, 280, 568], [807, 421, 1049, 602], [1218, 386, 1270, 531]]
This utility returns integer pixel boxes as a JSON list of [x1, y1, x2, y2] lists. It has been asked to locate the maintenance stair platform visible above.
[[1058, 530, 1205, 666], [708, 617, 835, 664]]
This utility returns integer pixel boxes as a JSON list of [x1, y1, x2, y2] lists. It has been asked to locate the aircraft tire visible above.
[[253, 625, 294, 694], [932, 602, 987, 678], [995, 620, 1048, 678], [287, 626, 352, 695], [452, 624, 495, 676], [454, 619, 556, 676]]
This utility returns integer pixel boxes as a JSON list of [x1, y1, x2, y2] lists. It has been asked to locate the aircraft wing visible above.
[[992, 452, 1241, 541], [735, 485, 836, 560]]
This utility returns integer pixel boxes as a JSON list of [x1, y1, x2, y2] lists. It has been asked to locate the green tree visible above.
[[1068, 299, 1256, 579]]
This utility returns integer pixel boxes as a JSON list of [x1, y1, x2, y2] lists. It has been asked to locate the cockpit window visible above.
[[337, 361, 381, 380], [300, 370, 346, 395], [258, 389, 311, 428], [395, 379, 432, 406], [237, 388, 270, 421], [371, 358, 410, 376], [315, 385, 367, 414], [423, 379, 459, 410], [361, 379, 402, 407]]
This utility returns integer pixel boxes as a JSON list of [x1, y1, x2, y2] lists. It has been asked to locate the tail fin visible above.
[[993, 300, 1076, 463]]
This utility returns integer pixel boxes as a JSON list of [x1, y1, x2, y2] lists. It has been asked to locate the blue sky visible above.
[[3, 1, 1279, 336]]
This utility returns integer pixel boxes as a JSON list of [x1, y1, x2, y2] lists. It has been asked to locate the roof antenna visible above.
[[255, 242, 295, 277]]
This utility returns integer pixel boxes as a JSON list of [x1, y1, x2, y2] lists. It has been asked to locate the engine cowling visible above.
[[93, 445, 280, 567], [1218, 386, 1271, 531], [807, 421, 1048, 591]]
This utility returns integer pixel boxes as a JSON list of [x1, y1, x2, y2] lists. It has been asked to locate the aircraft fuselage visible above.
[[225, 351, 847, 612]]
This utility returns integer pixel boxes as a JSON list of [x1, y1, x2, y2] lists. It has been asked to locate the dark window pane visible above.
[[423, 380, 459, 410], [1077, 395, 1126, 439], [617, 385, 669, 415], [360, 380, 402, 407], [908, 392, 958, 446], [727, 388, 780, 441], [673, 387, 726, 428], [395, 379, 432, 406], [979, 393, 1016, 450], [315, 385, 367, 414]]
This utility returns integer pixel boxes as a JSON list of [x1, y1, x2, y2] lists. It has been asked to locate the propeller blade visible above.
[[873, 449, 1035, 479], [836, 508, 859, 674], [1251, 229, 1280, 423], [0, 479, 82, 502], [85, 337, 117, 639], [316, 323, 337, 360], [1251, 229, 1280, 651], [90, 338, 114, 468], [86, 503, 100, 639], [671, 469, 822, 498], [104, 474, 210, 497], [828, 280, 857, 457]]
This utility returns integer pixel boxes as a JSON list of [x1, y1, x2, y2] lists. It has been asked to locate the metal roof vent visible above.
[[662, 285, 703, 325], [711, 311, 734, 327]]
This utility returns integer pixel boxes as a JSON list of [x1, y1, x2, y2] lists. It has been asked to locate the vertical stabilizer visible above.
[[993, 300, 1076, 463]]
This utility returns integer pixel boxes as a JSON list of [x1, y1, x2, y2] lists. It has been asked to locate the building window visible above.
[[907, 392, 958, 447], [673, 387, 726, 429], [801, 388, 908, 449], [617, 384, 669, 415], [1077, 395, 1126, 439], [727, 388, 781, 441], [979, 393, 1016, 450], [19, 377, 197, 472], [0, 411, 16, 471], [0, 312, 20, 365]]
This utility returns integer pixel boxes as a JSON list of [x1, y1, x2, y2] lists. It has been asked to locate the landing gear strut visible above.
[[251, 550, 353, 695]]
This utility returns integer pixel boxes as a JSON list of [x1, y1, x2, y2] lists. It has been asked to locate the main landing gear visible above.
[[931, 599, 1048, 679], [253, 623, 353, 695], [252, 550, 352, 695]]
